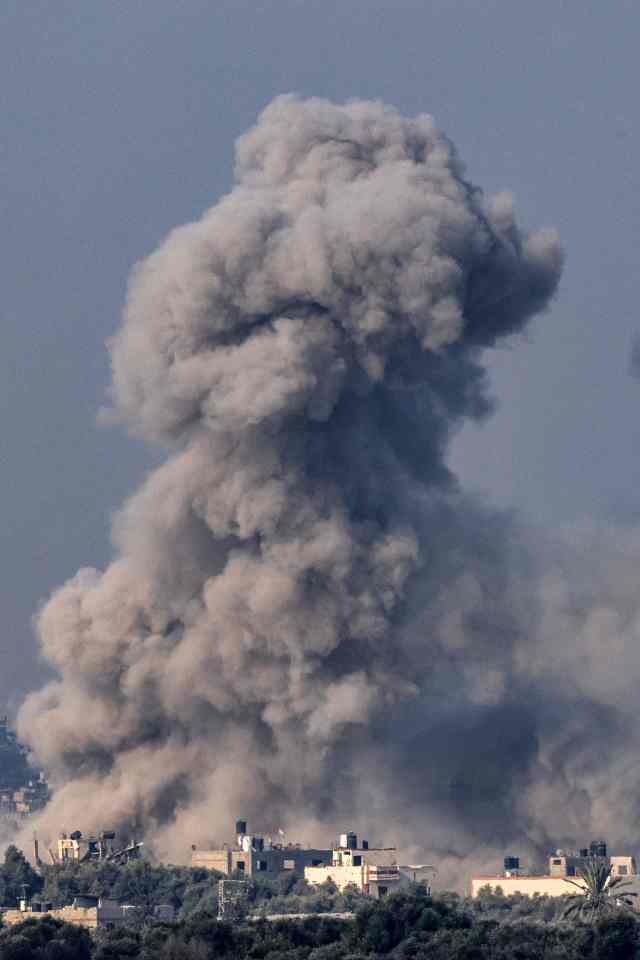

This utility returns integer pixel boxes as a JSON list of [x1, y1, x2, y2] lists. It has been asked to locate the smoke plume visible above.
[[20, 94, 628, 884]]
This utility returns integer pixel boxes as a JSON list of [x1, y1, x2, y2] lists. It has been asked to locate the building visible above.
[[398, 864, 437, 889], [0, 781, 48, 820], [470, 840, 638, 899], [0, 716, 49, 824], [54, 830, 143, 865], [2, 896, 126, 931], [305, 831, 403, 899], [193, 822, 435, 897], [57, 830, 117, 862], [191, 819, 331, 878]]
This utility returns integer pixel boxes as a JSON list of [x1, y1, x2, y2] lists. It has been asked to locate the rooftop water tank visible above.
[[339, 831, 358, 849]]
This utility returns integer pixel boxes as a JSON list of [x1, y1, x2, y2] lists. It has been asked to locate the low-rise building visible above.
[[399, 864, 437, 889], [54, 830, 143, 865], [193, 823, 434, 898], [57, 830, 117, 862], [0, 716, 49, 826], [305, 831, 402, 899], [2, 896, 126, 930], [470, 841, 638, 899], [191, 819, 331, 878]]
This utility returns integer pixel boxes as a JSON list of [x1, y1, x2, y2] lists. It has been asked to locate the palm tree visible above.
[[562, 857, 637, 921]]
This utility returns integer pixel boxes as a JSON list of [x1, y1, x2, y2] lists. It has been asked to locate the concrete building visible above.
[[192, 822, 434, 898], [2, 896, 125, 930], [399, 864, 437, 889], [57, 831, 117, 863], [470, 841, 638, 899], [191, 819, 331, 878], [54, 830, 143, 865], [305, 831, 403, 899]]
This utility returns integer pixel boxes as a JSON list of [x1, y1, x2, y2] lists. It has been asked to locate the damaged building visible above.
[[52, 830, 143, 865]]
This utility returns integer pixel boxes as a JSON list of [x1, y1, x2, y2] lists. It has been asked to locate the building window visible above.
[[618, 865, 628, 875], [256, 861, 268, 872], [552, 859, 562, 865], [283, 859, 295, 870], [353, 856, 362, 866], [236, 862, 245, 872]]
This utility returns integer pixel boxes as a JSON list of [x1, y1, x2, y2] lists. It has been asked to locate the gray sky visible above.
[[1, 0, 639, 708]]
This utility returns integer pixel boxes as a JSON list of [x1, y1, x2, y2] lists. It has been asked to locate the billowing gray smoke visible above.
[[18, 94, 615, 883]]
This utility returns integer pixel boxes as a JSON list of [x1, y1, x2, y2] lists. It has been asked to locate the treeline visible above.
[[0, 845, 365, 919], [0, 845, 568, 924], [2, 886, 640, 960], [2, 847, 640, 959]]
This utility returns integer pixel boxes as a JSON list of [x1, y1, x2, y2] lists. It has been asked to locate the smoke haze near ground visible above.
[[17, 95, 633, 887]]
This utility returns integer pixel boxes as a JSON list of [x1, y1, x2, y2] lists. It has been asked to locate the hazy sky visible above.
[[1, 0, 639, 708]]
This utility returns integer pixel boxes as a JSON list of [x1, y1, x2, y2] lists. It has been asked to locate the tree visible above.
[[562, 858, 637, 921], [94, 926, 142, 960], [0, 915, 92, 960], [592, 913, 639, 960], [0, 845, 44, 906]]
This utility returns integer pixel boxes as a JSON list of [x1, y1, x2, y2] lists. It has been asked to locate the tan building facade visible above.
[[194, 823, 434, 898], [2, 897, 125, 930], [57, 831, 117, 863], [192, 844, 331, 877], [305, 832, 402, 898], [470, 874, 585, 898], [471, 845, 637, 900], [191, 819, 330, 878]]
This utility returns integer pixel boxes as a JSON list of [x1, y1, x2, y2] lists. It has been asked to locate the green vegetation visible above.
[[0, 849, 363, 921], [0, 719, 36, 790], [0, 846, 44, 907], [3, 884, 640, 960], [2, 849, 640, 959], [37, 863, 366, 920], [563, 858, 638, 921], [0, 915, 93, 960]]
